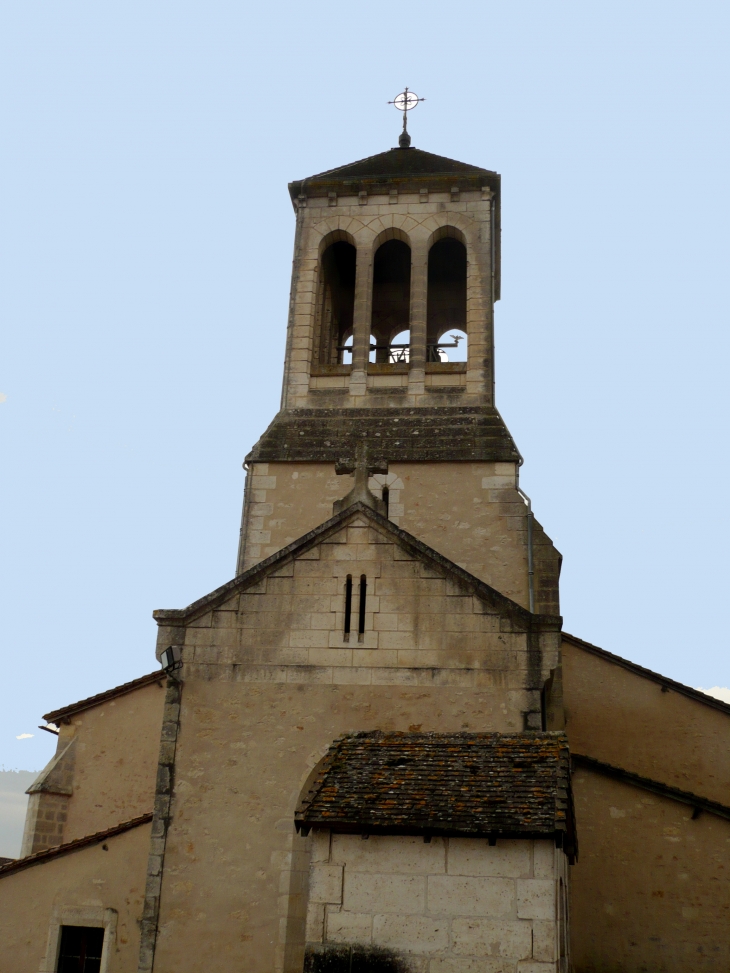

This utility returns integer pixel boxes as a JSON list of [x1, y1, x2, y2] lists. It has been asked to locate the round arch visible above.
[[317, 227, 357, 258], [371, 225, 412, 253], [426, 223, 468, 251]]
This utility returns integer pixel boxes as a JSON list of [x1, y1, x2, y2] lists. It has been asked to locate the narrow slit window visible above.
[[56, 926, 105, 973], [344, 575, 352, 641], [382, 486, 390, 517], [358, 574, 367, 640]]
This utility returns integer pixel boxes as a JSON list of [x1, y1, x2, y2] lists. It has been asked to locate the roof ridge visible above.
[[0, 813, 153, 879], [43, 669, 165, 724], [563, 632, 730, 718]]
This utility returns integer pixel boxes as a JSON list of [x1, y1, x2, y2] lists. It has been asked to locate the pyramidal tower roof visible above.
[[289, 145, 500, 204]]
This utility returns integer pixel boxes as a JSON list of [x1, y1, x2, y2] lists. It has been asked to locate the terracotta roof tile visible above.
[[296, 731, 575, 857]]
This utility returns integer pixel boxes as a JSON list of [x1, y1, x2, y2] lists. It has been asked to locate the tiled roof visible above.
[[0, 813, 153, 879], [303, 147, 494, 181], [288, 147, 501, 206], [296, 731, 575, 857], [43, 670, 165, 724], [246, 406, 521, 466]]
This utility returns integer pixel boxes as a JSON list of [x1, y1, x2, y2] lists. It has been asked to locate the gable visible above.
[[156, 505, 560, 723]]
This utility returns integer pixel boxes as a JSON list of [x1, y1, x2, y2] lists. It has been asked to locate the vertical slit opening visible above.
[[382, 486, 390, 517], [358, 574, 367, 641], [344, 575, 352, 642]]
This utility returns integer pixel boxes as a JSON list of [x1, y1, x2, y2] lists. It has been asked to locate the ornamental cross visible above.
[[333, 441, 389, 517], [388, 87, 425, 148]]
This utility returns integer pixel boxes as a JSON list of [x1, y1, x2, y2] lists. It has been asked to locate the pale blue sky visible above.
[[2, 0, 729, 773]]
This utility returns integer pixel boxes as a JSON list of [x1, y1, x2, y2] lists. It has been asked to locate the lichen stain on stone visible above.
[[304, 943, 412, 973]]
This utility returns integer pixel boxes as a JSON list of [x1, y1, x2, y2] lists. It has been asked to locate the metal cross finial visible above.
[[388, 87, 424, 148]]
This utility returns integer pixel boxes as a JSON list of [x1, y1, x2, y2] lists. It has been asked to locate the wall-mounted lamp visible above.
[[160, 645, 182, 672]]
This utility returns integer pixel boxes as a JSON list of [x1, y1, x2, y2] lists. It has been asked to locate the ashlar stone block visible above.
[[451, 918, 532, 958], [532, 841, 555, 880], [531, 920, 556, 962], [372, 914, 449, 955], [430, 960, 517, 973], [427, 875, 515, 917], [310, 830, 330, 863], [332, 834, 446, 874], [516, 880, 555, 920], [344, 873, 425, 915], [309, 864, 343, 904], [325, 910, 373, 943]]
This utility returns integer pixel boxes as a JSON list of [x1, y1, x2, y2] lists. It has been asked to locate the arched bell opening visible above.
[[316, 240, 356, 365], [342, 334, 379, 364], [435, 327, 467, 362], [389, 330, 410, 364], [371, 239, 411, 364], [426, 237, 467, 363]]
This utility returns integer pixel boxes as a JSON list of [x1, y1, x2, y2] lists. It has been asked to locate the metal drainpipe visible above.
[[516, 464, 535, 614], [235, 461, 252, 576]]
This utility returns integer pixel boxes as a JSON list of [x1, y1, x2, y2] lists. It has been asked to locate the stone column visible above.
[[349, 243, 373, 398], [408, 239, 428, 396]]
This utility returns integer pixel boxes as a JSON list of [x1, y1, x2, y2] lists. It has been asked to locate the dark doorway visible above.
[[318, 241, 357, 364], [371, 239, 411, 363], [56, 926, 105, 973], [427, 237, 467, 359]]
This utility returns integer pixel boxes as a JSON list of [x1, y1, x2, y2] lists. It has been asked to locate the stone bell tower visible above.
[[237, 135, 561, 616], [142, 125, 570, 973]]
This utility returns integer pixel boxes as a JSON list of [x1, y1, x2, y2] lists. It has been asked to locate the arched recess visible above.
[[370, 229, 411, 364], [426, 227, 467, 362], [315, 230, 356, 365]]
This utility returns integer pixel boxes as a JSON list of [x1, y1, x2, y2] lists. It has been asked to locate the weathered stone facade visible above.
[[1, 139, 729, 973], [304, 833, 569, 971]]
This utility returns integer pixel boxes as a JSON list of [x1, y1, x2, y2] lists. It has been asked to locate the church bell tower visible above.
[[237, 125, 561, 617]]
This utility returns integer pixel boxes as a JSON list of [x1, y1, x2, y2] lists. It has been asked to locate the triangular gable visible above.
[[154, 501, 560, 633]]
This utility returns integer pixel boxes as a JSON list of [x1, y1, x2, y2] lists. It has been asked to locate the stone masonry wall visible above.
[[239, 462, 560, 616], [147, 511, 560, 973], [20, 792, 69, 857], [304, 830, 569, 972], [0, 820, 151, 973], [570, 768, 730, 972], [281, 189, 496, 410]]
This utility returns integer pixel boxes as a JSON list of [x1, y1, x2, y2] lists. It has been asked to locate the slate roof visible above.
[[304, 147, 494, 181], [246, 406, 521, 465], [289, 146, 500, 203], [296, 731, 575, 858]]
